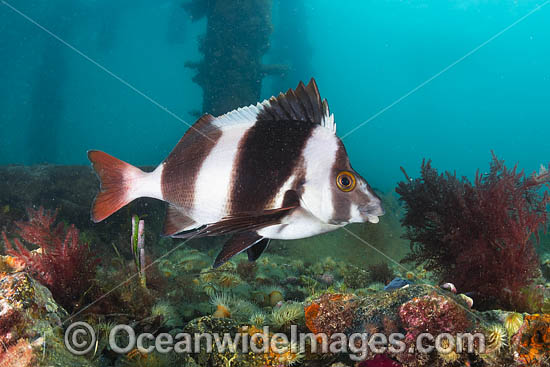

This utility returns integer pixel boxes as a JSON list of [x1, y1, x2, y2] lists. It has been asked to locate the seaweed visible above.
[[367, 262, 396, 285], [2, 206, 99, 312], [396, 153, 549, 311]]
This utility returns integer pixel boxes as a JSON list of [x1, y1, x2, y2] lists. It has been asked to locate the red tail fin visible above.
[[88, 150, 144, 222]]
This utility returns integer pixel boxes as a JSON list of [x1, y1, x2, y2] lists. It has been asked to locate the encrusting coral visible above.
[[399, 293, 471, 342], [0, 271, 95, 366], [396, 291, 478, 366], [0, 339, 36, 367], [2, 206, 99, 312], [397, 153, 549, 311]]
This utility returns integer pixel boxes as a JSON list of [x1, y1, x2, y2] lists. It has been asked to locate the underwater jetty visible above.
[[0, 153, 549, 366], [184, 0, 286, 115]]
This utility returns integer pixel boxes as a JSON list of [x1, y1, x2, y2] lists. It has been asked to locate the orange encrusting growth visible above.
[[0, 255, 25, 273], [515, 314, 550, 364], [304, 302, 321, 334], [304, 294, 357, 339], [239, 326, 303, 366]]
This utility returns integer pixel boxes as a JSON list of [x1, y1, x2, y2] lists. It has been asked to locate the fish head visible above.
[[323, 140, 384, 225], [330, 168, 384, 224]]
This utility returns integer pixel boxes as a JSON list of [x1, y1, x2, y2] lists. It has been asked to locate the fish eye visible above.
[[336, 171, 356, 192]]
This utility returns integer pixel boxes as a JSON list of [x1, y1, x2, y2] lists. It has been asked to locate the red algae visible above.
[[2, 206, 99, 312], [397, 153, 549, 311]]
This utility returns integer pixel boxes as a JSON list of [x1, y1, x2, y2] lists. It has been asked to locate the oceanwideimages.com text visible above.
[[64, 322, 486, 361]]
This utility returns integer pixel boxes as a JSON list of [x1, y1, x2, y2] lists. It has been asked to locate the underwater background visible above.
[[1, 0, 549, 191], [1, 1, 550, 366]]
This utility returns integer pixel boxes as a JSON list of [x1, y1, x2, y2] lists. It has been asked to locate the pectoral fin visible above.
[[213, 232, 264, 268], [172, 190, 301, 239]]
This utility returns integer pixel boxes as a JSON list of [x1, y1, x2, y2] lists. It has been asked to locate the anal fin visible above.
[[213, 232, 263, 268], [163, 204, 197, 236]]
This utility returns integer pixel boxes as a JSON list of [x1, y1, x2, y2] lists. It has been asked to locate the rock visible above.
[[182, 316, 246, 366], [0, 272, 67, 338], [183, 316, 306, 366], [0, 164, 170, 257], [0, 272, 93, 366], [351, 284, 433, 337], [307, 285, 546, 367]]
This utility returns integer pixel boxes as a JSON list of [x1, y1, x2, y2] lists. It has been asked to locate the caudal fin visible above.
[[88, 150, 145, 222]]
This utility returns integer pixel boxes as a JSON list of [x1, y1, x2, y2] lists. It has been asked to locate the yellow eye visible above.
[[336, 171, 356, 192]]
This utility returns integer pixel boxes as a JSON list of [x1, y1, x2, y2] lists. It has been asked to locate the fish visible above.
[[88, 78, 384, 267], [384, 277, 412, 291]]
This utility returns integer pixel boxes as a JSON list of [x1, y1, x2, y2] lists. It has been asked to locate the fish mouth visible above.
[[366, 215, 380, 224], [360, 202, 385, 224], [367, 214, 380, 224]]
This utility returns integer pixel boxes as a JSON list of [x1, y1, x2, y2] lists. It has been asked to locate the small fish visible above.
[[384, 277, 412, 291], [88, 79, 384, 267]]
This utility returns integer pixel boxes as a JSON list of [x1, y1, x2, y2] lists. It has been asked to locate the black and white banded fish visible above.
[[88, 78, 384, 267]]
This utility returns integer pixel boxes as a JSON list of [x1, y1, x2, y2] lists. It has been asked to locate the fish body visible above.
[[88, 79, 384, 267], [384, 277, 412, 291]]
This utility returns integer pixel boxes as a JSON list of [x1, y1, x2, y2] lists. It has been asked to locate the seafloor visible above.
[[1, 164, 549, 367]]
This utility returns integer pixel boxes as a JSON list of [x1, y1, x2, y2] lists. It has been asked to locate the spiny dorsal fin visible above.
[[210, 78, 336, 133], [257, 78, 336, 132], [184, 113, 217, 141], [165, 113, 218, 160]]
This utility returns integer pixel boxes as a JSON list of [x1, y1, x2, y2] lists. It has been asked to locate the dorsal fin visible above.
[[183, 113, 217, 141], [164, 113, 218, 160], [257, 78, 335, 132], [210, 78, 336, 133]]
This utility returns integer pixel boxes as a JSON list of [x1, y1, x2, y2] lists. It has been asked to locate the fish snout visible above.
[[359, 199, 385, 223]]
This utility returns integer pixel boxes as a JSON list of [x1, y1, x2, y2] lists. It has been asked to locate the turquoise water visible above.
[[1, 3, 550, 366], [1, 0, 549, 191]]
